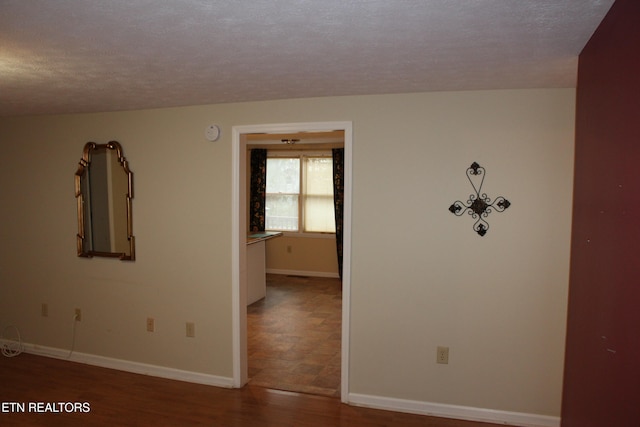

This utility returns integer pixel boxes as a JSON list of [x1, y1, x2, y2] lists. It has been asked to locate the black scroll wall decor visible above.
[[448, 162, 511, 236]]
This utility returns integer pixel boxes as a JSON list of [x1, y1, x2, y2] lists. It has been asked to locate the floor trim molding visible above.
[[9, 341, 560, 427], [266, 268, 340, 278], [17, 342, 234, 388], [347, 393, 560, 427]]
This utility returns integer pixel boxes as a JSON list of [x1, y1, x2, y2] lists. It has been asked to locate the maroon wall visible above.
[[562, 0, 640, 425]]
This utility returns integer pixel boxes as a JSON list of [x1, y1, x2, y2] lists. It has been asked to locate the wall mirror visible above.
[[75, 141, 135, 260]]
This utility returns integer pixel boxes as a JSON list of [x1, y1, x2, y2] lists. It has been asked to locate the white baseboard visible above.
[[15, 341, 234, 388], [266, 268, 340, 278], [6, 340, 559, 427], [347, 393, 560, 427]]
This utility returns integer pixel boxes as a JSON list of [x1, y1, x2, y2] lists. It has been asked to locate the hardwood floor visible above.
[[0, 353, 508, 426], [248, 274, 342, 397], [0, 274, 510, 426]]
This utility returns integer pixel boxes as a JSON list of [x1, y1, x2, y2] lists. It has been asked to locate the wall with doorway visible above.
[[0, 88, 573, 423]]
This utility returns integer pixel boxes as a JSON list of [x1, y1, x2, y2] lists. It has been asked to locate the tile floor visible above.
[[247, 274, 342, 397]]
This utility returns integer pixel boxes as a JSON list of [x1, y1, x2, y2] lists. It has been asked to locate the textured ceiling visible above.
[[0, 0, 614, 117]]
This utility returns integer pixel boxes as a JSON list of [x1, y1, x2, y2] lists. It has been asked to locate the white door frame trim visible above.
[[231, 121, 353, 402]]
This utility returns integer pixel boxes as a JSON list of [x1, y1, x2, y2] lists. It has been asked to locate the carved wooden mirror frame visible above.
[[75, 141, 135, 260]]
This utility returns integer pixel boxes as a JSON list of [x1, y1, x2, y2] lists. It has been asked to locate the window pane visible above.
[[265, 194, 299, 231], [266, 158, 299, 193], [304, 195, 335, 232], [304, 157, 335, 233], [266, 158, 300, 231]]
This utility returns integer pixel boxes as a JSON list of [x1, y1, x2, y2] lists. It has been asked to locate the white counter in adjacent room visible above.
[[246, 232, 282, 305]]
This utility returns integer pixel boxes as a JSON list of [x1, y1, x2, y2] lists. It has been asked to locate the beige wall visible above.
[[265, 235, 339, 276], [0, 88, 574, 418]]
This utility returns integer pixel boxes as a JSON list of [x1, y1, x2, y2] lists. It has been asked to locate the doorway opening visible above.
[[248, 273, 342, 396], [232, 122, 352, 402]]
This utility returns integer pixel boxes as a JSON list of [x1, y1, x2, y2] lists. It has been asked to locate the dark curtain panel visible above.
[[332, 148, 345, 280], [249, 149, 267, 232]]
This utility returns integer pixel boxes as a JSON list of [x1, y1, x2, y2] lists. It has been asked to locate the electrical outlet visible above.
[[437, 346, 449, 364], [146, 317, 155, 332], [41, 303, 48, 317], [75, 308, 82, 322], [186, 322, 195, 338]]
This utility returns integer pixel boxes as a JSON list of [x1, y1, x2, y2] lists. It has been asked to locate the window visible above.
[[265, 158, 300, 231], [265, 153, 335, 233]]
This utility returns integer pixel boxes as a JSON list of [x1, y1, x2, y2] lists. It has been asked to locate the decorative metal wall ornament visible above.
[[448, 162, 511, 236]]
